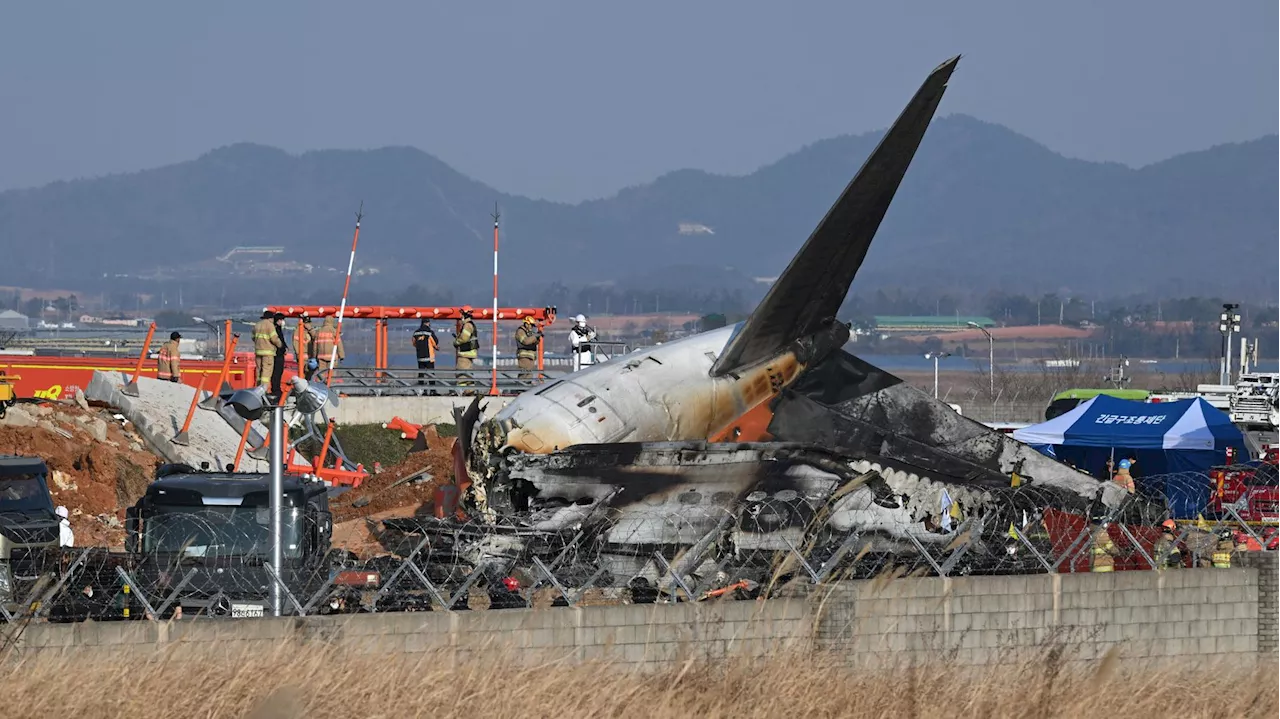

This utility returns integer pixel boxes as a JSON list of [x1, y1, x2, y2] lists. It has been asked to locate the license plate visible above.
[[231, 603, 265, 618]]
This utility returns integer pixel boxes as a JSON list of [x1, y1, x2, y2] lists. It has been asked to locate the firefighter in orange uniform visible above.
[[293, 316, 314, 379], [252, 310, 282, 388], [312, 316, 345, 379], [157, 331, 182, 382]]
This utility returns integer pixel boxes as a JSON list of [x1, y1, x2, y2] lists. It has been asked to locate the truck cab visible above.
[[124, 464, 335, 617], [0, 456, 60, 606]]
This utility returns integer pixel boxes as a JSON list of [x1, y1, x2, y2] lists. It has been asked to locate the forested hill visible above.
[[0, 114, 1273, 299]]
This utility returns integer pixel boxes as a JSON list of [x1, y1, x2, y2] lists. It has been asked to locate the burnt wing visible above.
[[711, 56, 959, 376]]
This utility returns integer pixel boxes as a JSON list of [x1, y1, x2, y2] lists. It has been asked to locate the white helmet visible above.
[[574, 314, 587, 325]]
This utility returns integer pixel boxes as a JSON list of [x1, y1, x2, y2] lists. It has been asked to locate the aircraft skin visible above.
[[478, 56, 963, 463]]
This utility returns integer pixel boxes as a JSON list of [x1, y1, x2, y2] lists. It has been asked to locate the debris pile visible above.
[[0, 401, 158, 546]]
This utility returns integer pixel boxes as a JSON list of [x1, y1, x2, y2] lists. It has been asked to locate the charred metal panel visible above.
[[768, 350, 1120, 507]]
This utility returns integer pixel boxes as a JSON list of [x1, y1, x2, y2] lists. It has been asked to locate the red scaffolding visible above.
[[263, 305, 558, 374]]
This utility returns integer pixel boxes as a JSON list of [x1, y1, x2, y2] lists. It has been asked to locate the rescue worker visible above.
[[1112, 458, 1136, 494], [412, 318, 439, 386], [312, 316, 345, 381], [453, 306, 480, 388], [1154, 519, 1182, 569], [1212, 530, 1234, 569], [56, 505, 73, 547], [157, 331, 182, 383], [569, 313, 597, 372], [252, 310, 283, 388], [1090, 523, 1115, 572], [487, 576, 529, 610], [269, 312, 289, 400], [514, 316, 541, 380], [293, 316, 314, 380]]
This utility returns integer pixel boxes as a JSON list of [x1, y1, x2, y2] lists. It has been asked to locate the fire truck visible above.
[[1207, 447, 1278, 527]]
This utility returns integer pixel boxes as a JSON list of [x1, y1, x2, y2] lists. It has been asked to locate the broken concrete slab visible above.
[[85, 371, 269, 472]]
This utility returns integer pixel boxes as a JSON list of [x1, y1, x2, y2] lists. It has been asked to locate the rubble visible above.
[[332, 440, 453, 523], [0, 399, 158, 547]]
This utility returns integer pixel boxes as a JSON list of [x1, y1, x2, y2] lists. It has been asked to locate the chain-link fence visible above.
[[1, 468, 1273, 631]]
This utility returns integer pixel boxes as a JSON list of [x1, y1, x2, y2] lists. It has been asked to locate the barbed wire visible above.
[[1, 467, 1273, 630]]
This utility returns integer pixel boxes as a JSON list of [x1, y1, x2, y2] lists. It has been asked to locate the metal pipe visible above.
[[269, 404, 284, 617], [327, 204, 363, 386], [490, 205, 500, 396]]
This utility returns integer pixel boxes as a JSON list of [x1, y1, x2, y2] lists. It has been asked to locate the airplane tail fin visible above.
[[711, 56, 959, 377]]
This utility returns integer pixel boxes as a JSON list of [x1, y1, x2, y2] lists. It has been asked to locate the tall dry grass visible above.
[[4, 640, 1276, 718]]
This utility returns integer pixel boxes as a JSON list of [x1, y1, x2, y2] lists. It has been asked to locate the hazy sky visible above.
[[2, 1, 1275, 202]]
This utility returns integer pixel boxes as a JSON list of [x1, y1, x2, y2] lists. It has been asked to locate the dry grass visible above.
[[4, 640, 1276, 718]]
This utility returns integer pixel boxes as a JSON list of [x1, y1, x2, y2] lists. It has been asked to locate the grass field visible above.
[[7, 641, 1276, 718]]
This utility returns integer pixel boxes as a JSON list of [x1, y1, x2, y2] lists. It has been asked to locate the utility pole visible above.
[[925, 351, 951, 398], [967, 321, 994, 397], [490, 203, 500, 396]]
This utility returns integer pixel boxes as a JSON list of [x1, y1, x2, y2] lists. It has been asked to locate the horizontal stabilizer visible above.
[[711, 56, 959, 376]]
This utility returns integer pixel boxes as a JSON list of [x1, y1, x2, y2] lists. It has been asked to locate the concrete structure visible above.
[[333, 395, 511, 426], [86, 371, 268, 472], [12, 561, 1275, 668]]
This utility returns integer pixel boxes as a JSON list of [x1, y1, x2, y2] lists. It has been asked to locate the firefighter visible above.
[[1212, 530, 1234, 569], [252, 311, 282, 388], [1111, 458, 1136, 494], [293, 316, 314, 380], [514, 316, 541, 380], [1154, 519, 1182, 569], [1090, 523, 1115, 572], [412, 319, 438, 386], [157, 331, 182, 382], [312, 316, 345, 380], [453, 306, 479, 387], [269, 312, 289, 400], [569, 314, 597, 372]]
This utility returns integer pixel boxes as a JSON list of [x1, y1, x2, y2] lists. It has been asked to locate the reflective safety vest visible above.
[[313, 328, 338, 359], [1091, 545, 1115, 572], [252, 319, 279, 357], [1212, 549, 1232, 569], [514, 325, 539, 359], [454, 320, 479, 357], [156, 340, 180, 379]]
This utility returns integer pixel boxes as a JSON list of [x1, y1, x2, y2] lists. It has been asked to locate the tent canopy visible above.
[[1013, 395, 1243, 452], [1012, 396, 1247, 518]]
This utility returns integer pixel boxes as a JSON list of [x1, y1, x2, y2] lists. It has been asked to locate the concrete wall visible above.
[[814, 568, 1263, 666], [333, 395, 510, 426], [12, 566, 1275, 667], [1241, 553, 1278, 654], [15, 596, 809, 669]]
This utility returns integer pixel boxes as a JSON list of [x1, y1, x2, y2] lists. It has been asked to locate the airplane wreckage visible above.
[[391, 56, 1136, 592]]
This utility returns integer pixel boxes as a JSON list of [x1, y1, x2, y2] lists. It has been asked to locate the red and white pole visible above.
[[327, 202, 363, 387], [489, 204, 500, 396]]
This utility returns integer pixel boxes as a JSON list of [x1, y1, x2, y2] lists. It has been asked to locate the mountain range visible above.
[[0, 114, 1274, 299]]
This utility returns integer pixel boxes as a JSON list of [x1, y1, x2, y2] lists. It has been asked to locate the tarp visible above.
[[1013, 396, 1247, 517]]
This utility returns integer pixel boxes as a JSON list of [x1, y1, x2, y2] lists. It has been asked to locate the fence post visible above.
[[201, 331, 240, 410], [171, 374, 208, 446], [232, 421, 252, 471], [120, 322, 157, 397]]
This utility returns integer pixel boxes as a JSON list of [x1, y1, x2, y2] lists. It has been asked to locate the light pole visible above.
[[967, 321, 994, 397], [191, 316, 222, 356], [222, 385, 285, 617], [1219, 303, 1240, 385], [925, 351, 951, 398]]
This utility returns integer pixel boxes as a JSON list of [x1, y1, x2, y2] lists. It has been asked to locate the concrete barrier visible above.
[[13, 564, 1274, 668], [86, 371, 268, 472], [333, 395, 511, 426]]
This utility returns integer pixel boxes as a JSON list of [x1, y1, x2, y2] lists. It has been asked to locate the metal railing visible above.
[[314, 366, 566, 397]]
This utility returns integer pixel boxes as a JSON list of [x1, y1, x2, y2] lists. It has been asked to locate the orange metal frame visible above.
[[264, 305, 558, 380]]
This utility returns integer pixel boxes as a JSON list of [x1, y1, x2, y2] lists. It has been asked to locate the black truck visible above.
[[119, 464, 339, 618], [0, 456, 61, 610]]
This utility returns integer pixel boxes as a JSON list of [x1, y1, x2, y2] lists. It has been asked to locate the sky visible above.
[[1, 1, 1275, 203]]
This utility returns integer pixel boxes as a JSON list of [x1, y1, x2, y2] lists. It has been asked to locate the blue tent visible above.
[[1012, 395, 1247, 517]]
